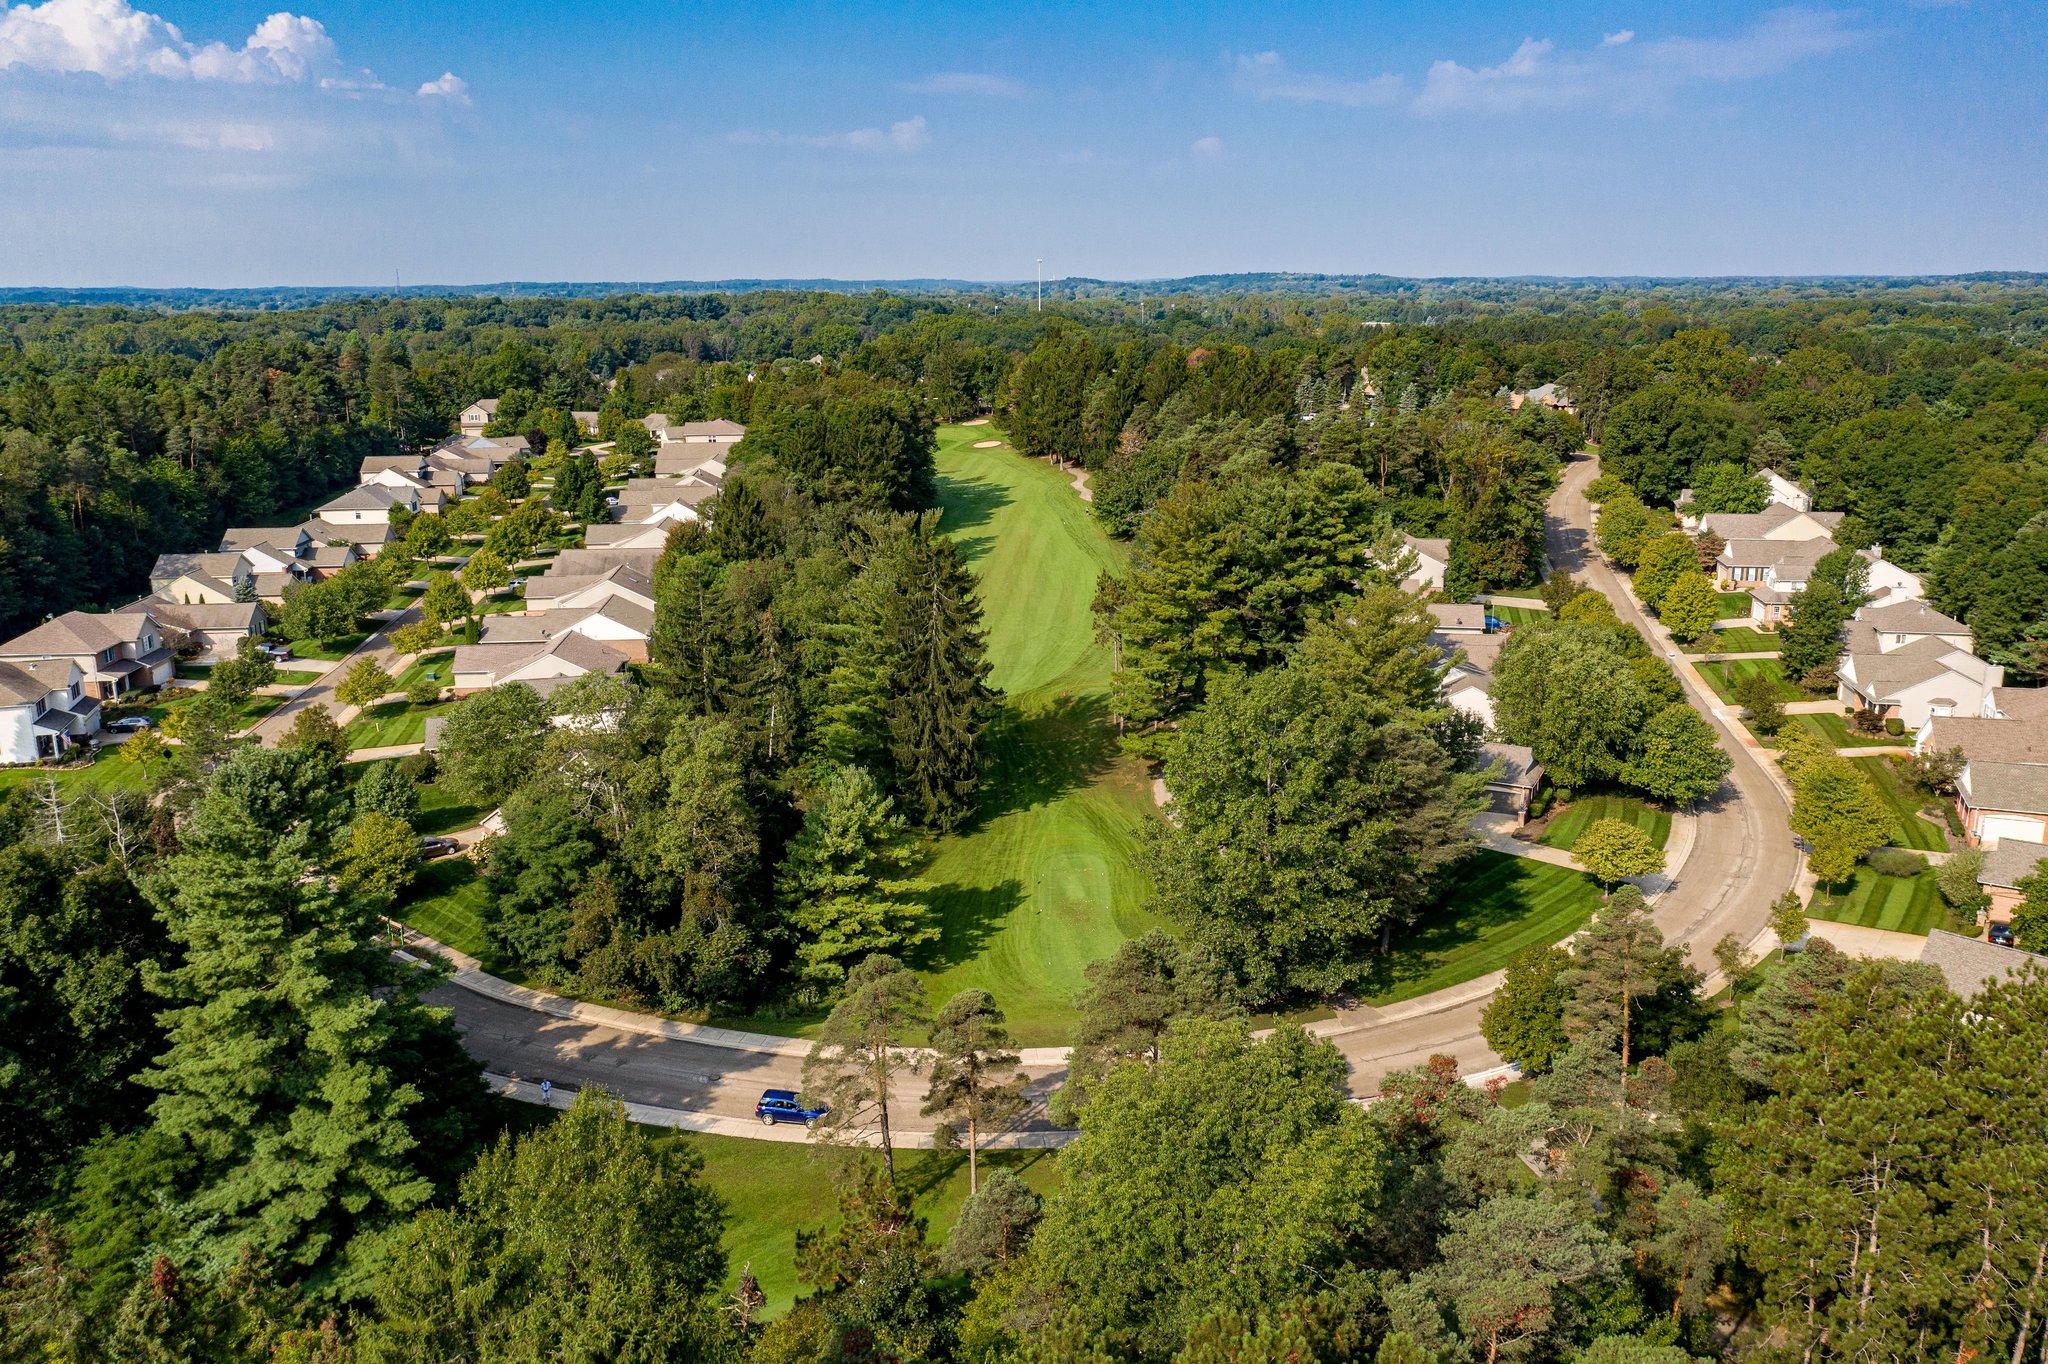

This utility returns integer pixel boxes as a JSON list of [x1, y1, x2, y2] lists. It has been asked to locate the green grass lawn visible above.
[[1807, 865, 1948, 935], [397, 857, 493, 958], [1489, 605, 1550, 625], [659, 1135, 1061, 1319], [1717, 592, 1754, 615], [389, 650, 454, 694], [287, 632, 370, 661], [1701, 658, 1803, 704], [415, 778, 491, 836], [1537, 793, 1673, 852], [130, 690, 282, 732], [345, 699, 449, 749], [1686, 626, 1780, 655], [1787, 712, 1907, 750], [717, 426, 1159, 1046], [0, 745, 153, 795], [176, 663, 214, 679], [270, 669, 324, 686], [1355, 851, 1603, 1005], [1850, 756, 1949, 851]]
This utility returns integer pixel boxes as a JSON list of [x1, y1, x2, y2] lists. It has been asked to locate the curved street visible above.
[[427, 449, 1802, 1129]]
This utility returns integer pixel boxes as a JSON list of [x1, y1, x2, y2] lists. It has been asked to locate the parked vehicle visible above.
[[417, 836, 459, 860], [1989, 921, 2016, 947], [755, 1089, 828, 1126], [106, 716, 154, 732], [261, 642, 293, 660]]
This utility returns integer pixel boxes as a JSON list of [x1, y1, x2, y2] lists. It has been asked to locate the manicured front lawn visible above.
[[175, 663, 214, 679], [396, 857, 492, 958], [1717, 592, 1754, 615], [1850, 756, 1949, 851], [287, 633, 370, 661], [415, 778, 490, 836], [1489, 605, 1550, 625], [1700, 658, 1803, 705], [1686, 626, 1780, 655], [1537, 793, 1672, 852], [389, 650, 454, 696], [0, 746, 153, 795], [1356, 851, 1603, 1005], [271, 669, 324, 687], [345, 699, 449, 749], [1788, 711, 1908, 750], [1807, 864, 1949, 935]]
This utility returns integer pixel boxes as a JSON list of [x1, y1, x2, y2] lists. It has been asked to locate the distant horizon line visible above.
[[4, 268, 2047, 299]]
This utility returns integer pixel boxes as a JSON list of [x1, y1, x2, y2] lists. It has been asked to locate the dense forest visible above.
[[4, 279, 2047, 1362]]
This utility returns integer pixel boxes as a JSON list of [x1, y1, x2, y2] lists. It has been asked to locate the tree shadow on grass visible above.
[[936, 472, 1012, 540], [911, 877, 1026, 976], [1349, 853, 1584, 1003], [965, 693, 1121, 830]]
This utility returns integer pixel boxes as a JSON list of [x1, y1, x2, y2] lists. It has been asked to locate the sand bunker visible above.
[[973, 439, 1003, 448], [960, 417, 990, 426]]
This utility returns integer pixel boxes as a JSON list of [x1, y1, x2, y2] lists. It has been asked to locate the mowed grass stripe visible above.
[[1358, 851, 1602, 1005], [1808, 866, 1947, 935], [1850, 757, 1949, 851], [1538, 794, 1672, 852], [1700, 657, 1802, 704]]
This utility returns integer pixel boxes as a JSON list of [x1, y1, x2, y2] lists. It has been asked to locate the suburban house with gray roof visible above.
[[114, 596, 266, 664], [1475, 742, 1546, 824], [0, 656, 98, 764], [1917, 929, 2048, 998], [1978, 838, 2048, 925], [450, 632, 631, 696], [0, 610, 173, 702], [150, 550, 254, 605], [459, 398, 500, 434], [520, 565, 656, 615], [678, 418, 746, 444], [1836, 604, 2001, 730], [1399, 535, 1450, 594], [477, 597, 654, 662]]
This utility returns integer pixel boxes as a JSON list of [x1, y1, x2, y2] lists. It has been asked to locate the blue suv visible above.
[[755, 1089, 829, 1126]]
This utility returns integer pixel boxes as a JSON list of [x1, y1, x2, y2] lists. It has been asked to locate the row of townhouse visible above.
[[431, 427, 741, 694], [1914, 686, 2048, 929], [1689, 499, 1924, 627], [0, 609, 183, 764]]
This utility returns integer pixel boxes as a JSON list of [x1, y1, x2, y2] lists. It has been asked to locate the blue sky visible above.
[[1, 0, 2042, 285]]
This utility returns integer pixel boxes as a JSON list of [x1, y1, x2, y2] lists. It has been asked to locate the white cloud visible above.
[[1232, 50, 1405, 107], [901, 70, 1023, 98], [1412, 7, 1862, 114], [0, 0, 336, 82], [416, 70, 468, 104], [1190, 135, 1223, 157], [734, 114, 930, 154]]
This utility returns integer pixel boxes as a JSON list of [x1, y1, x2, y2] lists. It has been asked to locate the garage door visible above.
[[1982, 814, 2048, 846]]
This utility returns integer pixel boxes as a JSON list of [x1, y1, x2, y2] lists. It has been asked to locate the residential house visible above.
[[582, 522, 673, 552], [1917, 929, 2048, 998], [572, 410, 600, 436], [1916, 689, 2048, 848], [638, 413, 672, 438], [449, 632, 630, 696], [546, 547, 664, 580], [1722, 539, 1835, 626], [150, 551, 253, 605], [1858, 549, 1924, 609], [678, 419, 746, 445], [0, 657, 98, 764], [114, 596, 266, 663], [477, 597, 655, 662], [616, 477, 717, 526], [1475, 742, 1546, 823], [1954, 763, 2048, 849], [1836, 603, 2002, 730], [520, 565, 656, 615], [359, 453, 428, 483], [1507, 383, 1573, 413], [1762, 469, 1811, 512], [653, 448, 729, 479], [459, 398, 499, 435], [1427, 603, 1487, 634], [1696, 504, 1845, 549], [307, 484, 419, 554], [1400, 535, 1451, 594], [361, 465, 448, 514], [0, 610, 174, 701], [1433, 628, 1505, 731], [1978, 838, 2048, 925]]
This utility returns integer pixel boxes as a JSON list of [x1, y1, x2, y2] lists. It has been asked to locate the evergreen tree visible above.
[[1562, 887, 1667, 1123], [138, 745, 480, 1300], [922, 988, 1027, 1193], [802, 954, 930, 1181], [778, 764, 934, 986]]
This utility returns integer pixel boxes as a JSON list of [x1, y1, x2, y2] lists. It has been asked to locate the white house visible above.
[[1836, 603, 2002, 730], [521, 565, 657, 615], [1762, 468, 1812, 513], [0, 657, 98, 764], [477, 598, 654, 662], [1917, 687, 2048, 850], [1400, 535, 1450, 594], [459, 398, 499, 435], [571, 410, 600, 436], [678, 419, 746, 445], [582, 522, 673, 552], [654, 449, 729, 479], [1432, 627, 1505, 732], [115, 597, 267, 664], [149, 551, 254, 605], [1858, 549, 1926, 610], [450, 632, 631, 696]]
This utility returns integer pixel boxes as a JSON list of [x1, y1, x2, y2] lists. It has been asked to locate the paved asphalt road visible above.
[[428, 451, 1798, 1121]]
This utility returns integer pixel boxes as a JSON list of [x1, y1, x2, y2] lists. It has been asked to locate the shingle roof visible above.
[[1403, 534, 1451, 564], [1698, 504, 1844, 541], [1922, 717, 2048, 765], [1858, 600, 1970, 636], [1991, 688, 2048, 722], [1980, 839, 2048, 891], [1428, 603, 1487, 632], [152, 551, 245, 584], [467, 398, 501, 415], [1719, 536, 1835, 571], [0, 660, 55, 706], [582, 522, 672, 548], [0, 610, 152, 658], [1477, 742, 1544, 790], [1917, 929, 2048, 998], [115, 595, 264, 633], [452, 631, 629, 680], [1967, 762, 2048, 817], [549, 548, 663, 578], [319, 484, 411, 514], [680, 419, 747, 437], [219, 525, 308, 553]]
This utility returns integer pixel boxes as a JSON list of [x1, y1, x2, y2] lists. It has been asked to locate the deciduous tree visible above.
[[803, 954, 929, 1181]]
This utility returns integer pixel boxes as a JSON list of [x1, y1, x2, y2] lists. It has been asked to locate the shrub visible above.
[[1585, 474, 1628, 504], [1850, 708, 1886, 735], [1865, 848, 1925, 879], [1884, 717, 1905, 737]]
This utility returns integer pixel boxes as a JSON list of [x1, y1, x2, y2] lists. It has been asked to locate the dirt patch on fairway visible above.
[[973, 439, 1003, 448]]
